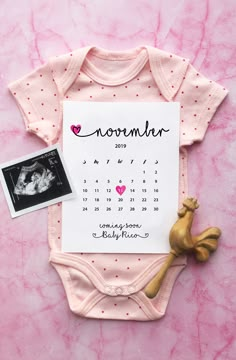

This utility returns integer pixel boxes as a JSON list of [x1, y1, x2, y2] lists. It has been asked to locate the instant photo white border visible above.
[[0, 144, 76, 218]]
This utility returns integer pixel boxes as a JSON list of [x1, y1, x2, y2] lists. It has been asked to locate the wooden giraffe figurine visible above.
[[144, 197, 221, 299]]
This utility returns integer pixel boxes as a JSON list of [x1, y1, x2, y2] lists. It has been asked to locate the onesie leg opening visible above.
[[149, 263, 186, 315], [50, 262, 97, 316]]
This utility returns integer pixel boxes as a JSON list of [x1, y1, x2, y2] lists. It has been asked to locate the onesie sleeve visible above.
[[8, 61, 61, 144], [175, 63, 228, 145]]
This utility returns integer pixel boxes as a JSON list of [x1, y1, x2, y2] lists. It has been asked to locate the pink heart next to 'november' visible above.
[[71, 124, 81, 135], [116, 185, 126, 196]]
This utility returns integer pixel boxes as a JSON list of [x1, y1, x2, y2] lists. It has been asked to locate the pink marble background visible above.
[[0, 1, 235, 359]]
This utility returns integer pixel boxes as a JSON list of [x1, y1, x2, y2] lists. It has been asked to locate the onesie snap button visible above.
[[127, 285, 136, 293], [104, 285, 113, 294], [115, 287, 123, 295]]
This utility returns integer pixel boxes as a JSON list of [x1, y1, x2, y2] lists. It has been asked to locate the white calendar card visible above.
[[62, 102, 180, 253]]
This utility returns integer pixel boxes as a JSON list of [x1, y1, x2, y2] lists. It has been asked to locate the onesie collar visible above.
[[60, 45, 189, 102], [81, 47, 148, 86]]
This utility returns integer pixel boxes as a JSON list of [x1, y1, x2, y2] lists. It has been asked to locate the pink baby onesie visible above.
[[9, 46, 228, 321]]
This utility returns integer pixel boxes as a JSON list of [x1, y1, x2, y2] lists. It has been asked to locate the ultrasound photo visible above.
[[14, 162, 56, 196], [0, 145, 75, 217]]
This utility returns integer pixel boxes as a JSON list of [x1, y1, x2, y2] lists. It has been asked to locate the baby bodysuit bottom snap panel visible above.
[[8, 45, 228, 320], [49, 251, 186, 320]]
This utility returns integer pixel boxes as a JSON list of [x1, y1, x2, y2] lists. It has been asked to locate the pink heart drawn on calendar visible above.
[[116, 185, 126, 196], [71, 124, 81, 135]]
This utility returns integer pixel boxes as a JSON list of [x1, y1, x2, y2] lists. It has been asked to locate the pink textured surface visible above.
[[0, 1, 235, 359]]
